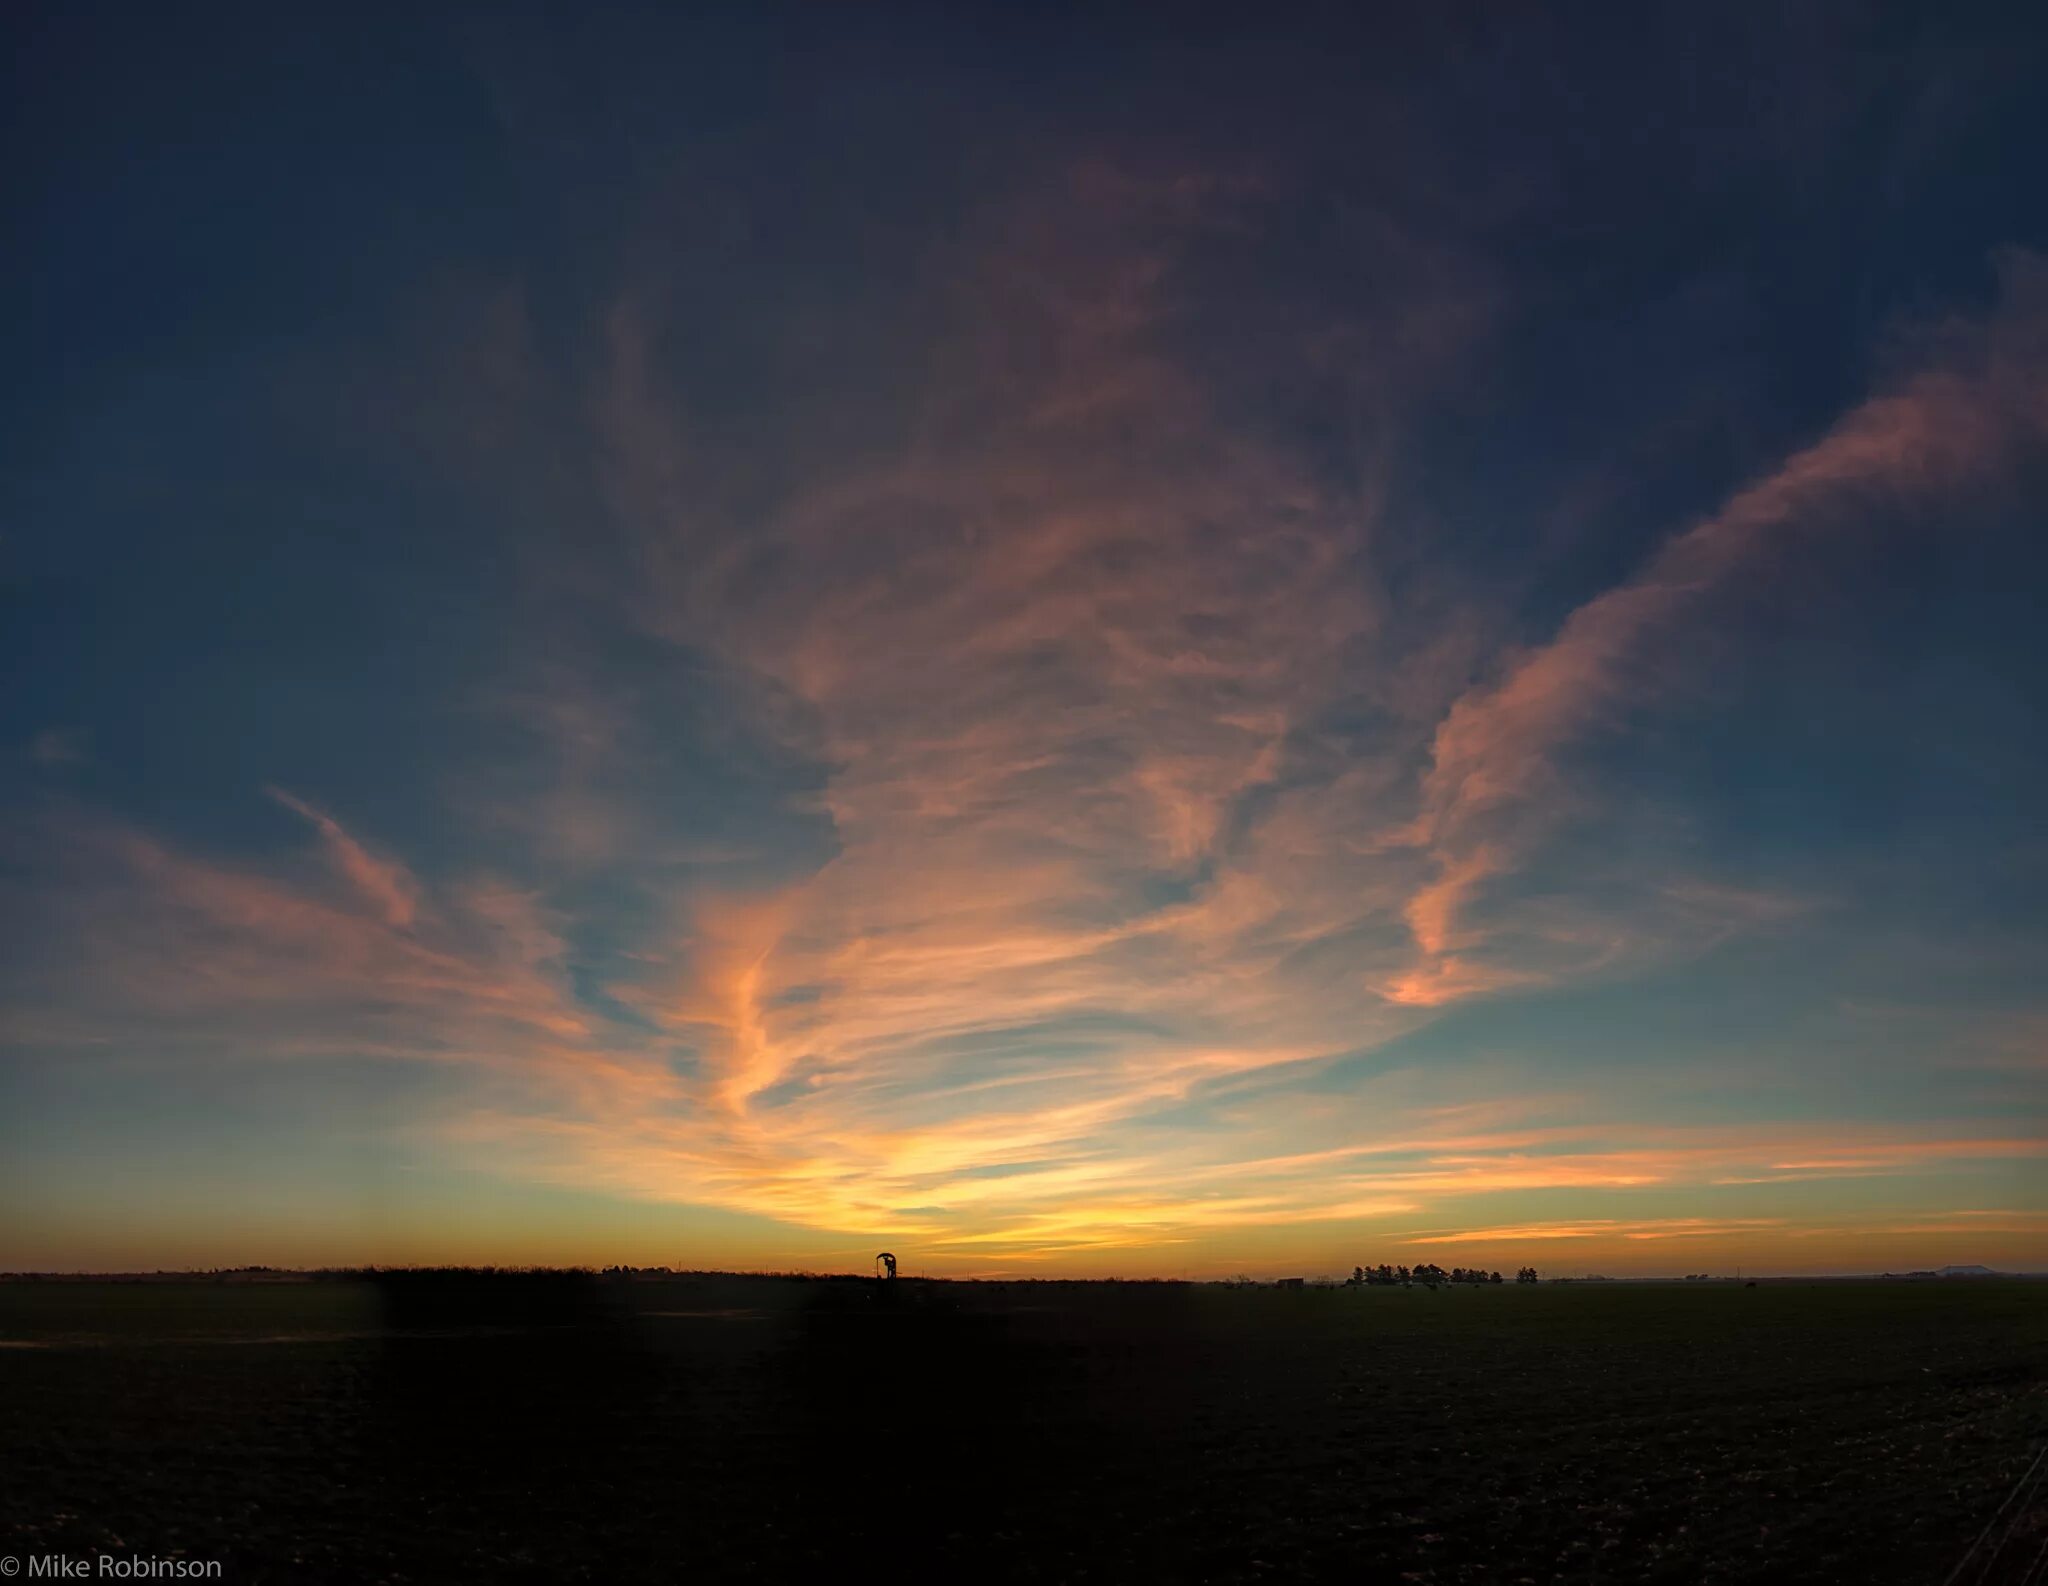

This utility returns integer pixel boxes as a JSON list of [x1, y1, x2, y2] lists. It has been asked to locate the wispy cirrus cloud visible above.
[[4, 782, 2039, 1261], [1401, 1218, 1788, 1246], [6, 164, 2045, 1272], [265, 787, 422, 930], [0, 807, 673, 1113], [25, 727, 90, 768], [583, 168, 1459, 1174], [1402, 252, 2048, 992]]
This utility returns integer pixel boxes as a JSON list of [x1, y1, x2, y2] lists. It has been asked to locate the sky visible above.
[[4, 5, 2046, 1277]]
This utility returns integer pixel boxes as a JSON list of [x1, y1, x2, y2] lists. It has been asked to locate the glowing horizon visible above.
[[4, 12, 2045, 1280]]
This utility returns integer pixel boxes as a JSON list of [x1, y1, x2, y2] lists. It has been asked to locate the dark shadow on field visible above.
[[12, 1277, 2042, 1582], [353, 1273, 1217, 1579], [780, 1279, 1049, 1569], [347, 1272, 1109, 1577], [772, 1279, 1223, 1576], [354, 1270, 669, 1579]]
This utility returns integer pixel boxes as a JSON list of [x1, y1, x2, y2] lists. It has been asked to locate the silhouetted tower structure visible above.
[[875, 1251, 898, 1280]]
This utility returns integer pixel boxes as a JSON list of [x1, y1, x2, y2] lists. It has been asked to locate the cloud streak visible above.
[[6, 164, 2045, 1272], [265, 787, 422, 930], [1405, 252, 2048, 983]]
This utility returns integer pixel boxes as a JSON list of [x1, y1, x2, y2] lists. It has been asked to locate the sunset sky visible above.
[[5, 7, 2045, 1277]]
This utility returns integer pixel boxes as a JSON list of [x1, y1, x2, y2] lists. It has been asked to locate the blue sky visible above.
[[4, 4, 2046, 1274]]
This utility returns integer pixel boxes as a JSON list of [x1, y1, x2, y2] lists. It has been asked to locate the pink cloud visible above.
[[11, 168, 2044, 1273], [265, 787, 422, 930], [1402, 255, 2048, 992]]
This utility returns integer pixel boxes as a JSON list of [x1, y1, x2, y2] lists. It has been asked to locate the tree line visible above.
[[1346, 1264, 1541, 1287]]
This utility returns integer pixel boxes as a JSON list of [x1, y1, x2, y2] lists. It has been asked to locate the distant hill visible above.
[[1936, 1264, 1997, 1277]]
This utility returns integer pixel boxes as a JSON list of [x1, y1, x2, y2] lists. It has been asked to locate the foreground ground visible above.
[[1, 1276, 2043, 1582]]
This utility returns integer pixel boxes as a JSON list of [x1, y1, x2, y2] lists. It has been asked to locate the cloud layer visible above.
[[5, 153, 2046, 1274]]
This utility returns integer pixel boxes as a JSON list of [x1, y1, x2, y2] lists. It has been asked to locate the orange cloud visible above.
[[3, 808, 677, 1118], [10, 173, 2045, 1277], [1402, 255, 2048, 995], [1402, 1218, 1788, 1245]]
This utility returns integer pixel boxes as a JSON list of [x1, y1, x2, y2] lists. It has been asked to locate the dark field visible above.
[[3, 1277, 2044, 1583]]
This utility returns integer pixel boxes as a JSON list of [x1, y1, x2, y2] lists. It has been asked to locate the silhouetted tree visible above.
[[1347, 1260, 1533, 1288]]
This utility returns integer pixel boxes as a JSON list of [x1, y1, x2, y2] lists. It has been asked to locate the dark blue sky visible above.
[[4, 4, 2045, 1273]]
